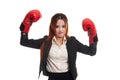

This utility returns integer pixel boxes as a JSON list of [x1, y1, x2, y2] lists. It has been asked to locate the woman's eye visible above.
[[56, 25, 66, 28], [62, 25, 65, 28], [56, 26, 59, 28]]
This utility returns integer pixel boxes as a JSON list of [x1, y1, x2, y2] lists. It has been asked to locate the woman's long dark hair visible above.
[[40, 13, 69, 60]]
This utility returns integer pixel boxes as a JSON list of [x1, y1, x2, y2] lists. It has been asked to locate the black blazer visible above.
[[20, 33, 97, 80]]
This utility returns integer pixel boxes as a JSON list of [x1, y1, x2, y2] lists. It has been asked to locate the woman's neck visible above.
[[55, 36, 64, 45]]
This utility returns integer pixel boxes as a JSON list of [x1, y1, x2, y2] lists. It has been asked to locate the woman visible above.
[[20, 10, 98, 80]]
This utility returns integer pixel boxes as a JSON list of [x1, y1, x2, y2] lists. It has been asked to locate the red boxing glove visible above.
[[20, 9, 42, 33], [82, 18, 98, 44]]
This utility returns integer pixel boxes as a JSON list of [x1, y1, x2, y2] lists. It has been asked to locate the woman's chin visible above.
[[56, 35, 64, 38]]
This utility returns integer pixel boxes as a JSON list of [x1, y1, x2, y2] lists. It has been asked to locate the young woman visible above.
[[20, 9, 98, 80]]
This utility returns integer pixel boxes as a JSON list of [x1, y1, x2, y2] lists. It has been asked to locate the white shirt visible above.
[[46, 36, 69, 73]]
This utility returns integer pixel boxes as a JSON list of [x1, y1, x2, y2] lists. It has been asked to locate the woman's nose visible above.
[[57, 26, 61, 30]]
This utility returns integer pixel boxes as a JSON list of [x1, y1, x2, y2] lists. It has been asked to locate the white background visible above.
[[0, 0, 120, 80]]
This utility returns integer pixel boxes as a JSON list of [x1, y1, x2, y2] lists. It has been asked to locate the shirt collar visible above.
[[52, 36, 67, 45]]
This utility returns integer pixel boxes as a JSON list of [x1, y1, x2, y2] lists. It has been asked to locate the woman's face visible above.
[[55, 19, 67, 38]]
